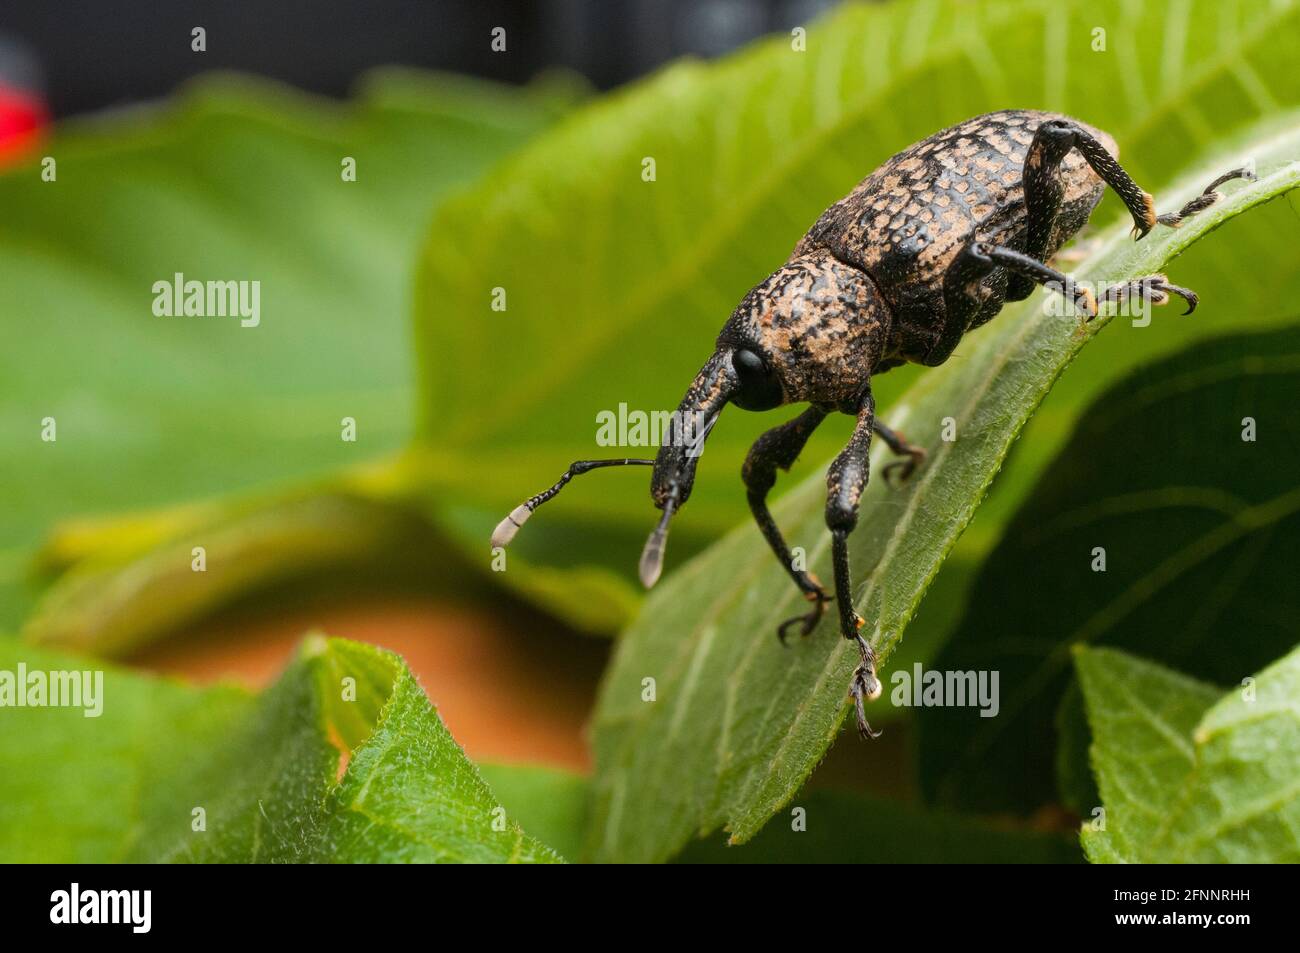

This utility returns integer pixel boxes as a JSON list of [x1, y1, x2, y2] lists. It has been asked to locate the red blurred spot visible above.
[[0, 83, 48, 167]]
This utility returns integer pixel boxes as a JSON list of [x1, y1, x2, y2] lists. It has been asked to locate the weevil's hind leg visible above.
[[872, 419, 928, 486], [1019, 119, 1254, 275], [826, 389, 883, 740], [1153, 167, 1257, 228], [1022, 119, 1154, 242], [742, 405, 832, 642]]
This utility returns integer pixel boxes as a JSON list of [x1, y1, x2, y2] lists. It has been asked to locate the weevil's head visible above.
[[640, 250, 887, 586], [718, 249, 889, 409]]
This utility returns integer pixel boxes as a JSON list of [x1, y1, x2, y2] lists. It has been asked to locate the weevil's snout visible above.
[[649, 350, 736, 509], [640, 351, 736, 587]]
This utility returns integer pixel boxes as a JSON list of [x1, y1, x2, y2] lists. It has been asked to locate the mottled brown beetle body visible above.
[[713, 111, 1119, 430], [494, 109, 1251, 739], [795, 110, 1112, 368]]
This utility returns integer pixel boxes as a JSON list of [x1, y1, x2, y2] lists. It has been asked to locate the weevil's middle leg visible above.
[[1091, 273, 1198, 319], [872, 419, 928, 486], [951, 242, 1098, 317], [954, 241, 1198, 325], [827, 389, 883, 740], [928, 236, 1097, 366], [742, 404, 831, 642]]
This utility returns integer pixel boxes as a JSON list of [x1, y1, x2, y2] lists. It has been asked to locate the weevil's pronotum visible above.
[[492, 110, 1252, 738]]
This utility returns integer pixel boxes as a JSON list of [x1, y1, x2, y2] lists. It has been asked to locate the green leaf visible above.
[[24, 485, 431, 656], [1, 70, 573, 633], [477, 762, 589, 862], [412, 0, 1300, 630], [1075, 645, 1300, 863], [1053, 681, 1099, 816], [477, 762, 1080, 862], [584, 118, 1300, 861], [0, 643, 249, 862], [0, 636, 561, 863], [919, 324, 1300, 813], [676, 788, 1081, 864]]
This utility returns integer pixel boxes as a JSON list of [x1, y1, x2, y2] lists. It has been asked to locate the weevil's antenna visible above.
[[638, 485, 677, 588], [490, 458, 654, 549]]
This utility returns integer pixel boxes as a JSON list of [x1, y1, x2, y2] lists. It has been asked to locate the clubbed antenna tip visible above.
[[488, 458, 655, 551], [490, 504, 532, 549]]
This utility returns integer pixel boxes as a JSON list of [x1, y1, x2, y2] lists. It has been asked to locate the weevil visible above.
[[492, 110, 1253, 738]]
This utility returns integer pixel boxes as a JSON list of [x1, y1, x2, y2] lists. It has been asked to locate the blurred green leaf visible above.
[[1053, 681, 1099, 816], [584, 115, 1299, 862], [477, 762, 589, 862], [0, 641, 247, 862], [676, 788, 1080, 864], [1, 70, 574, 632], [477, 762, 1079, 862], [24, 484, 426, 656], [0, 636, 561, 863], [919, 324, 1300, 813], [412, 0, 1300, 632], [1076, 645, 1300, 863]]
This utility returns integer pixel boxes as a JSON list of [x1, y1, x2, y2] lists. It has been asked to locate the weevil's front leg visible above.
[[872, 419, 928, 486], [1022, 119, 1254, 256], [742, 405, 831, 642], [826, 389, 883, 739]]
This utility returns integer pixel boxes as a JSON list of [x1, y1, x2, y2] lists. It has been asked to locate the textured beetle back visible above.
[[794, 110, 1114, 347]]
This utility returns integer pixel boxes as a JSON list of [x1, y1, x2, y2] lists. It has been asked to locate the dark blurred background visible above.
[[1, 0, 840, 118]]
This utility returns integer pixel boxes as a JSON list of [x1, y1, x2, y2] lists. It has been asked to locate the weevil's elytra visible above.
[[492, 109, 1254, 739]]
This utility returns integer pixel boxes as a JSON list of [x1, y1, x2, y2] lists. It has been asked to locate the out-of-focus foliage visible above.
[[0, 636, 562, 862], [2, 70, 575, 639], [479, 762, 1080, 863], [1077, 645, 1300, 863], [920, 325, 1300, 814]]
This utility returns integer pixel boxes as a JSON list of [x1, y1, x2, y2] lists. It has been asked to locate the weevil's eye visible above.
[[730, 348, 783, 411]]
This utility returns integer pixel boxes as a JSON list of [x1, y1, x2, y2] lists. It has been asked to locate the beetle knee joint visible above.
[[825, 504, 859, 535]]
